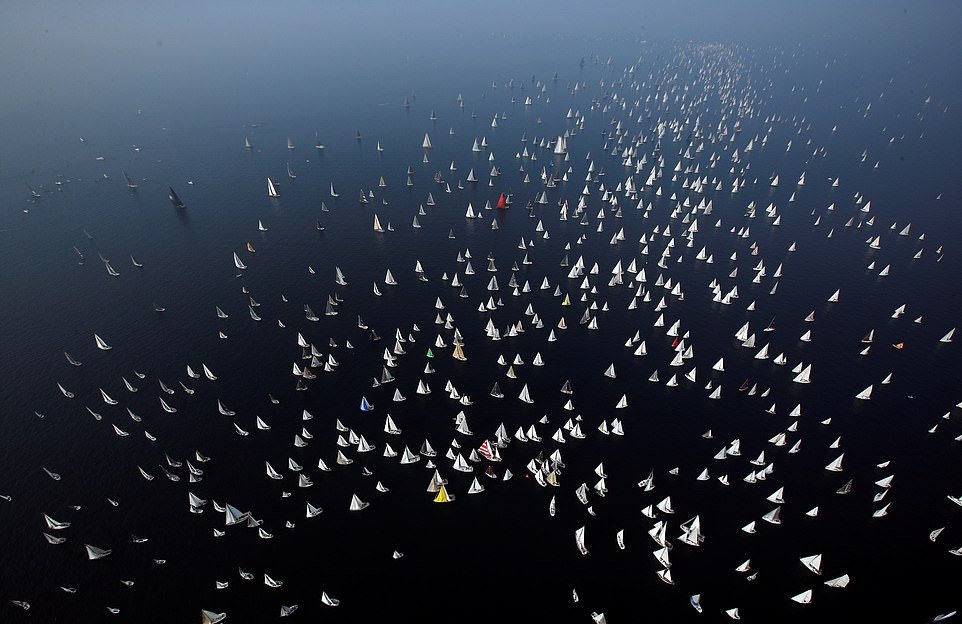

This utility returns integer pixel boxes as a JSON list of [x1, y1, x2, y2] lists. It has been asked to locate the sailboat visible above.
[[264, 573, 283, 588], [94, 334, 112, 350], [433, 485, 453, 502], [575, 526, 589, 555], [122, 169, 138, 189], [349, 494, 369, 511], [791, 589, 813, 604], [824, 574, 850, 588], [168, 187, 186, 209], [321, 592, 340, 607], [85, 544, 112, 560], [800, 554, 823, 575], [267, 177, 279, 198], [202, 610, 227, 624]]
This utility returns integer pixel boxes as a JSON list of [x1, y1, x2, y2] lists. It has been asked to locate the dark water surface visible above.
[[2, 2, 962, 622]]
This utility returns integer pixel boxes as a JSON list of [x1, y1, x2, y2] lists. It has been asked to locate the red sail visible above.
[[496, 193, 507, 209]]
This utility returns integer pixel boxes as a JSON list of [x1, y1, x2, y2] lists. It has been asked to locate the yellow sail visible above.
[[452, 344, 466, 361], [562, 294, 571, 306], [433, 485, 451, 503]]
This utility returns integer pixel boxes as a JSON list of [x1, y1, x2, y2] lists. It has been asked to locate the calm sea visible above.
[[1, 2, 961, 622]]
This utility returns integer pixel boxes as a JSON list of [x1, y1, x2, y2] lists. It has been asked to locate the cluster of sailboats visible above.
[[11, 39, 960, 623]]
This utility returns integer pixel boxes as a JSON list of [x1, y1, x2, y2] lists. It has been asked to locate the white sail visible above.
[[825, 454, 844, 472], [575, 526, 588, 555], [225, 504, 248, 525], [321, 592, 340, 607], [791, 589, 813, 604], [349, 494, 369, 511], [800, 554, 823, 575], [264, 573, 283, 588], [265, 462, 283, 479], [202, 610, 227, 624], [518, 384, 533, 404], [44, 514, 70, 530], [85, 544, 112, 560], [824, 574, 850, 588]]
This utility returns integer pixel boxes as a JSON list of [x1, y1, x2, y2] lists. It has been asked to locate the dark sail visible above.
[[168, 187, 185, 209]]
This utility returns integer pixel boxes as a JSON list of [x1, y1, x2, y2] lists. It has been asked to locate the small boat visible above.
[[791, 589, 813, 604], [321, 592, 340, 607], [575, 526, 588, 555], [85, 544, 112, 560], [168, 187, 186, 209], [122, 170, 138, 189], [202, 611, 227, 624]]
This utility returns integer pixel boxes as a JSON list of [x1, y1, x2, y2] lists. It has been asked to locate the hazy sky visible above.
[[3, 0, 960, 95], [1, 0, 960, 181]]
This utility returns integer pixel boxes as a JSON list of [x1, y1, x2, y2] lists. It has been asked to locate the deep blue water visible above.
[[2, 2, 962, 623]]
